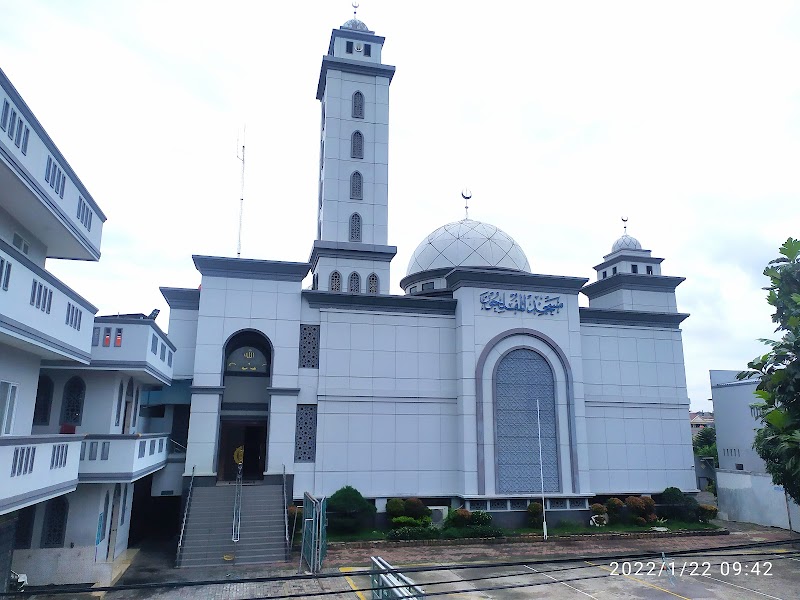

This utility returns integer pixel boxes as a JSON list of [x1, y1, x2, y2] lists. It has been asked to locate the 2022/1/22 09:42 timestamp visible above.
[[608, 561, 773, 577]]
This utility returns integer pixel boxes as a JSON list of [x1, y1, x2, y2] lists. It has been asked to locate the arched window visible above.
[[352, 91, 364, 118], [61, 376, 85, 426], [368, 273, 379, 294], [114, 381, 124, 427], [41, 496, 68, 548], [100, 491, 110, 541], [350, 171, 363, 199], [351, 131, 364, 159], [348, 272, 361, 293], [349, 213, 362, 242], [33, 375, 53, 426], [330, 271, 342, 292]]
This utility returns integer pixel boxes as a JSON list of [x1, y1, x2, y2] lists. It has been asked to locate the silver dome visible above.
[[612, 234, 642, 252], [342, 18, 370, 31], [406, 219, 531, 276]]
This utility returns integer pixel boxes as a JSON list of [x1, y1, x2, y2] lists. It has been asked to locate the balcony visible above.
[[0, 240, 96, 363], [78, 433, 170, 483], [0, 68, 105, 261], [0, 435, 83, 516]]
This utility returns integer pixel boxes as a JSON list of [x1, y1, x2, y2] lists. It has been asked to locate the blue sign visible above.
[[479, 291, 564, 315]]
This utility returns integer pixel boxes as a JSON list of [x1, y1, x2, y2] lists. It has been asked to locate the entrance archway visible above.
[[217, 330, 272, 482]]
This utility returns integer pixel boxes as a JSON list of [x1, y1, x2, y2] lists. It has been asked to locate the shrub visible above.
[[641, 497, 656, 515], [604, 497, 624, 523], [327, 485, 376, 533], [590, 503, 607, 516], [386, 526, 440, 541], [386, 498, 405, 518], [646, 513, 658, 523], [441, 525, 504, 539], [390, 516, 430, 529], [658, 487, 700, 522], [403, 498, 431, 519], [625, 496, 647, 517], [287, 504, 303, 520], [446, 508, 472, 528], [633, 516, 647, 527], [527, 502, 544, 528], [471, 510, 493, 526], [698, 504, 718, 523]]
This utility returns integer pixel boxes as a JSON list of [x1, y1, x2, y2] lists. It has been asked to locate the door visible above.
[[217, 420, 267, 482]]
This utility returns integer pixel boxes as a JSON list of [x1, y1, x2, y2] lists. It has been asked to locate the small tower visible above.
[[310, 7, 397, 294], [582, 221, 684, 313]]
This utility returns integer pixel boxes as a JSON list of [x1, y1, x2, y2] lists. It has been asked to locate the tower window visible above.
[[352, 91, 364, 119], [646, 265, 653, 275], [421, 282, 434, 291], [350, 171, 363, 199], [364, 44, 371, 57], [351, 131, 364, 159], [330, 271, 342, 292], [348, 272, 361, 293], [602, 270, 607, 279], [612, 267, 617, 275], [632, 264, 638, 274], [346, 41, 354, 54], [368, 273, 379, 294], [349, 213, 362, 242]]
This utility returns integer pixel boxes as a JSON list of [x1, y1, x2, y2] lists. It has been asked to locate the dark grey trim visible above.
[[317, 56, 396, 100], [221, 402, 269, 412], [40, 360, 172, 384], [0, 313, 91, 363], [267, 387, 301, 395], [92, 317, 177, 352], [308, 240, 397, 270], [474, 328, 579, 496], [77, 459, 167, 482], [0, 67, 106, 220], [710, 379, 758, 390], [579, 307, 689, 328], [0, 478, 78, 513], [399, 267, 456, 290], [328, 29, 385, 55], [592, 254, 664, 272], [581, 274, 685, 299], [83, 432, 168, 440], [446, 268, 588, 293], [193, 255, 310, 281], [0, 434, 85, 447], [190, 386, 225, 394], [0, 237, 99, 312], [302, 290, 457, 315], [160, 287, 200, 310]]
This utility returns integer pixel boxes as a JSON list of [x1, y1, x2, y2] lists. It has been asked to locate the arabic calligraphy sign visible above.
[[479, 290, 564, 316]]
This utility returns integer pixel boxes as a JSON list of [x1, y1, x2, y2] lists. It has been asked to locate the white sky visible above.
[[2, 0, 799, 411]]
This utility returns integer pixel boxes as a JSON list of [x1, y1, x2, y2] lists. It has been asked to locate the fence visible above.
[[370, 556, 426, 599]]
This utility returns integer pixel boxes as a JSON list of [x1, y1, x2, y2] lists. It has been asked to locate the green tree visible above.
[[738, 237, 800, 505], [692, 426, 718, 467]]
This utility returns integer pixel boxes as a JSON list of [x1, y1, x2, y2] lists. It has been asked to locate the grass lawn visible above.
[[506, 520, 720, 536], [326, 530, 388, 543]]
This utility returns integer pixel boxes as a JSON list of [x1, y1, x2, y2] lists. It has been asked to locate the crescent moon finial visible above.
[[621, 216, 628, 234], [352, 1, 359, 17], [461, 188, 472, 219]]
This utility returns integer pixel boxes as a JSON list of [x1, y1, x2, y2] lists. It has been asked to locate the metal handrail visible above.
[[282, 464, 290, 558], [169, 438, 187, 452], [176, 465, 195, 566], [232, 464, 243, 542]]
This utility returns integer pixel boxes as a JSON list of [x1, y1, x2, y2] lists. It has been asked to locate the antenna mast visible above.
[[236, 127, 246, 258]]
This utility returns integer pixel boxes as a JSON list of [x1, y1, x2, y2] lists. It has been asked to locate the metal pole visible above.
[[785, 490, 796, 546], [536, 397, 548, 540]]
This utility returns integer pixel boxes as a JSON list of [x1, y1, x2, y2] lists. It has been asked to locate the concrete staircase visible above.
[[177, 484, 287, 568]]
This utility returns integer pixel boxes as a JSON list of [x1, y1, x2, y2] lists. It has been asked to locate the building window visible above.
[[349, 213, 362, 242], [115, 381, 124, 427], [409, 285, 417, 293], [0, 381, 18, 435], [102, 327, 111, 347], [29, 280, 52, 314], [345, 40, 353, 53], [348, 272, 360, 293], [101, 441, 110, 460], [168, 351, 173, 367], [351, 131, 364, 158], [364, 43, 371, 57], [294, 405, 318, 462], [151, 334, 158, 354], [352, 91, 365, 118], [115, 328, 123, 347], [92, 327, 100, 346], [632, 264, 638, 274], [0, 100, 8, 130], [421, 282, 434, 291], [60, 376, 85, 426], [330, 270, 342, 292], [6, 108, 17, 139], [0, 258, 11, 291], [21, 126, 29, 155], [299, 324, 321, 369], [66, 303, 82, 330], [45, 156, 66, 199], [368, 273, 379, 294], [100, 491, 110, 540], [14, 505, 35, 550], [160, 343, 166, 360], [350, 171, 363, 199], [12, 233, 29, 255], [646, 265, 653, 275], [121, 485, 129, 525], [602, 270, 607, 279], [33, 375, 54, 426], [41, 497, 68, 548], [77, 197, 93, 231], [736, 463, 744, 470], [138, 440, 146, 458]]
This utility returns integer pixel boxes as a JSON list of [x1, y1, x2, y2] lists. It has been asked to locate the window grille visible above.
[[351, 131, 364, 158], [298, 325, 320, 368], [548, 498, 568, 510], [489, 499, 507, 511], [41, 497, 68, 548], [348, 272, 360, 293], [510, 499, 528, 511], [330, 271, 342, 292], [294, 405, 318, 462], [349, 213, 362, 242], [367, 273, 379, 294], [352, 91, 365, 118], [350, 171, 363, 199], [33, 375, 53, 426], [468, 500, 487, 511], [61, 376, 85, 426]]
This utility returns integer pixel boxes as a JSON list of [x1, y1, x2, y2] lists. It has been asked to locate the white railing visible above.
[[232, 464, 242, 543], [176, 465, 195, 566], [79, 433, 168, 482], [370, 556, 426, 599]]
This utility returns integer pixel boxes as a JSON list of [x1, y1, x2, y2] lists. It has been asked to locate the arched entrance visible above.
[[217, 330, 272, 482]]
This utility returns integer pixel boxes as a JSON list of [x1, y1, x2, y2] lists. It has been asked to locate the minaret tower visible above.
[[309, 6, 397, 294]]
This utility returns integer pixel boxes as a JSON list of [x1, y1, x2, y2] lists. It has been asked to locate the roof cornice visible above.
[[445, 268, 588, 294], [593, 254, 664, 272], [327, 29, 386, 55], [579, 307, 689, 329], [581, 273, 685, 300], [160, 287, 200, 311], [309, 240, 397, 270], [302, 290, 456, 315], [317, 56, 396, 100], [192, 255, 310, 282]]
